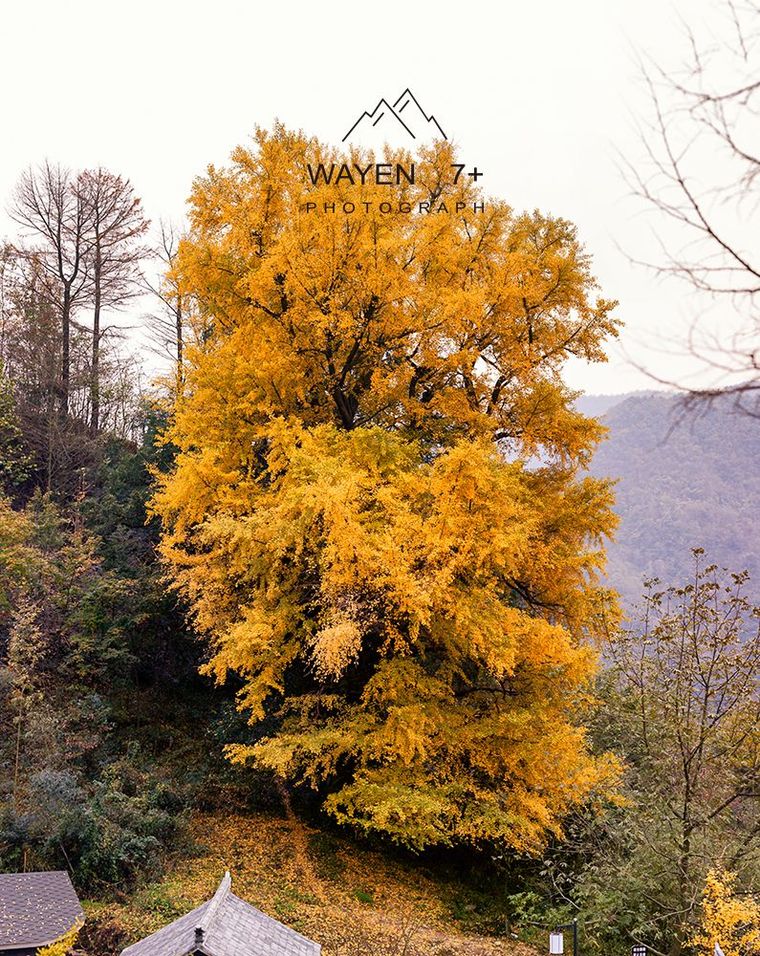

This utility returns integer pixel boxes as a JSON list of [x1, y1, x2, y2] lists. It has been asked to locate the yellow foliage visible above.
[[152, 125, 621, 851], [693, 870, 760, 956], [36, 923, 81, 955]]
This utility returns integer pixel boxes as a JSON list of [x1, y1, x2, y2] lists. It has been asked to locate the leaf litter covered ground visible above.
[[83, 808, 537, 956]]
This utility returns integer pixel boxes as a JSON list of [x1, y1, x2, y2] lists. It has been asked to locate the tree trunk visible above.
[[13, 711, 22, 813], [91, 245, 101, 432], [61, 284, 71, 417], [175, 298, 183, 391]]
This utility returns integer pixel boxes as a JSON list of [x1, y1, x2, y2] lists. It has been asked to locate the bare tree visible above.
[[77, 168, 149, 432], [0, 250, 62, 488], [0, 238, 144, 491], [625, 1, 760, 415], [144, 219, 187, 392], [8, 162, 92, 418], [563, 553, 760, 955], [0, 243, 16, 360]]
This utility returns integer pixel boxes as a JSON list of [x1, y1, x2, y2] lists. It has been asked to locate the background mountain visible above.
[[579, 390, 760, 607]]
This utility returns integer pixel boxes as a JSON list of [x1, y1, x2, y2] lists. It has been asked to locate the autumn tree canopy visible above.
[[152, 125, 621, 851]]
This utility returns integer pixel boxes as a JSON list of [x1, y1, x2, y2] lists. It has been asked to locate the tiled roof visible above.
[[121, 872, 321, 956], [0, 871, 83, 948]]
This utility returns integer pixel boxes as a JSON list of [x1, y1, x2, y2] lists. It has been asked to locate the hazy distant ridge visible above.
[[580, 391, 760, 604]]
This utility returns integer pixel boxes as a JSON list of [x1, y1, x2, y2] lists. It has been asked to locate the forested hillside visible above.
[[0, 140, 758, 956], [580, 392, 760, 606]]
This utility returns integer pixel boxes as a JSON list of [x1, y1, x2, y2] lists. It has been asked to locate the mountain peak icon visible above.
[[342, 89, 447, 144], [392, 89, 447, 141]]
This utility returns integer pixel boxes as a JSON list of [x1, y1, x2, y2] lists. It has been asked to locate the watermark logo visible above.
[[301, 89, 484, 216], [343, 88, 447, 144]]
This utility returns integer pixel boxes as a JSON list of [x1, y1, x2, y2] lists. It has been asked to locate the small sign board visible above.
[[632, 946, 647, 956], [550, 931, 564, 955]]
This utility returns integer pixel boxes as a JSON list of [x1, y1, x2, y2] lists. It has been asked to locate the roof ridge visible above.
[[197, 870, 231, 935], [0, 869, 70, 877], [226, 893, 324, 947]]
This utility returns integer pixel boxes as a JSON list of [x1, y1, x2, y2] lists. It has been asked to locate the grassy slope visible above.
[[84, 807, 536, 956]]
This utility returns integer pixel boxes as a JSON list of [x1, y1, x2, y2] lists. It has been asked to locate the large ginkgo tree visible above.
[[152, 125, 621, 851]]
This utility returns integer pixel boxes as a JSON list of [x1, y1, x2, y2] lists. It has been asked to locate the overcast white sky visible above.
[[0, 0, 743, 395]]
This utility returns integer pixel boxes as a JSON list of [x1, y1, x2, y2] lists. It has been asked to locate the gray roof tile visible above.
[[121, 873, 320, 956], [0, 871, 83, 948]]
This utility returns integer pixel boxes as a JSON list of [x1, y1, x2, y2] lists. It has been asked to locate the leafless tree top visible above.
[[624, 1, 760, 415]]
